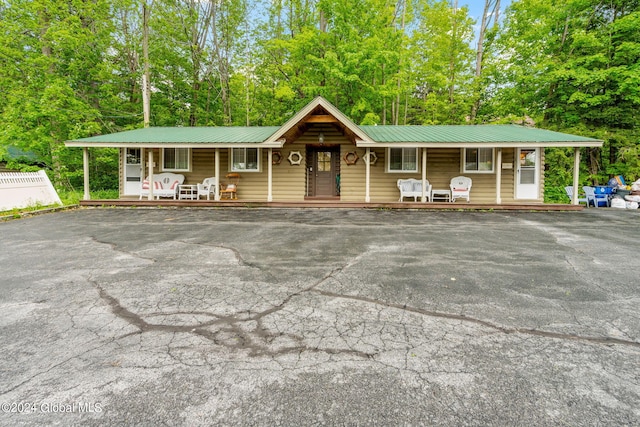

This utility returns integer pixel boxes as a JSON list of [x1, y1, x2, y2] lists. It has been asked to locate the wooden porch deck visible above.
[[79, 198, 584, 211]]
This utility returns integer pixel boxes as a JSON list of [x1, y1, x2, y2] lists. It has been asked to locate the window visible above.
[[317, 151, 331, 171], [463, 148, 494, 173], [126, 148, 141, 165], [162, 148, 190, 171], [387, 148, 418, 173], [231, 148, 260, 172]]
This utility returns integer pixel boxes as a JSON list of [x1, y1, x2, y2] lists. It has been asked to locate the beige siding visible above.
[[340, 147, 539, 204], [272, 145, 306, 200], [119, 144, 542, 204], [189, 149, 216, 184], [500, 148, 517, 203]]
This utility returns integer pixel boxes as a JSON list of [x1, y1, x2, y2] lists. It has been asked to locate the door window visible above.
[[519, 149, 536, 184], [317, 151, 331, 171]]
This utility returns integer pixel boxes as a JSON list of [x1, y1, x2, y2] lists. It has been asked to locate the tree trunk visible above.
[[470, 0, 499, 121], [142, 2, 151, 128]]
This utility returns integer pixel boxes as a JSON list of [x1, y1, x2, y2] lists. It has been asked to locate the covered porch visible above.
[[66, 97, 602, 207]]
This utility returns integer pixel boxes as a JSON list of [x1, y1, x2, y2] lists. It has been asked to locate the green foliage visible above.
[[57, 189, 120, 206], [483, 0, 640, 186], [1, 0, 637, 195]]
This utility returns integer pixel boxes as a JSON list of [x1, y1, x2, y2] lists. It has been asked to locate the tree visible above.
[[409, 0, 475, 124], [483, 0, 640, 195], [0, 0, 112, 189]]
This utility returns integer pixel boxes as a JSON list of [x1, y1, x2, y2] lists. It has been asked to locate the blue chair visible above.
[[583, 186, 609, 208]]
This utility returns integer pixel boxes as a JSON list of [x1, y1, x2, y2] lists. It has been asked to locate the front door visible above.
[[516, 148, 540, 199], [124, 148, 142, 196], [307, 147, 339, 197]]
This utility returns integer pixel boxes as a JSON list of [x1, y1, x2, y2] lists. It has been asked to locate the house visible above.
[[65, 96, 602, 205]]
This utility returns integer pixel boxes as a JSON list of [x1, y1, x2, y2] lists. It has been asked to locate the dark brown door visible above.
[[308, 147, 339, 197], [315, 150, 334, 196]]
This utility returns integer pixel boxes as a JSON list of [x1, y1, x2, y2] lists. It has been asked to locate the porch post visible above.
[[495, 148, 502, 204], [83, 147, 90, 200], [267, 148, 273, 202], [148, 149, 154, 200], [140, 148, 146, 186], [214, 148, 220, 201], [572, 147, 580, 205], [365, 147, 371, 203], [421, 148, 427, 202]]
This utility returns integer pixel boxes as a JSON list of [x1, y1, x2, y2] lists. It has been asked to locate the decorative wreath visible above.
[[272, 150, 283, 165], [343, 151, 359, 165], [288, 151, 303, 165], [364, 151, 378, 165]]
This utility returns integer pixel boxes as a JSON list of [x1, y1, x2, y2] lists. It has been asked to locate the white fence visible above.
[[0, 170, 62, 211]]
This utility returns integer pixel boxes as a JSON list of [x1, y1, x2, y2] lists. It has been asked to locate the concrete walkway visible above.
[[1, 208, 638, 425]]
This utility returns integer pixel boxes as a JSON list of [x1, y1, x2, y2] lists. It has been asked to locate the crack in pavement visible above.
[[88, 236, 638, 361], [311, 289, 640, 349], [91, 270, 374, 359]]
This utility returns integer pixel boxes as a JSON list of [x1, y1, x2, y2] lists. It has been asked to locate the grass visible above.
[[1, 189, 119, 217], [57, 189, 119, 205]]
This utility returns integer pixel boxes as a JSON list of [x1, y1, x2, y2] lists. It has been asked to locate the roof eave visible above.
[[265, 96, 375, 144], [355, 140, 603, 148], [64, 141, 286, 148]]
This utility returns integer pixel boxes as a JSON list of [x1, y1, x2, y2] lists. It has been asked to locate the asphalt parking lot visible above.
[[1, 207, 639, 426]]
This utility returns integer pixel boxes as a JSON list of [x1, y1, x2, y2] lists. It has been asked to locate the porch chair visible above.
[[450, 176, 472, 203], [564, 186, 587, 206], [220, 173, 240, 200], [197, 176, 219, 200], [583, 186, 609, 208]]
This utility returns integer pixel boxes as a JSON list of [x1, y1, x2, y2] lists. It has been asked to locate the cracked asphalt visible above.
[[1, 207, 639, 426]]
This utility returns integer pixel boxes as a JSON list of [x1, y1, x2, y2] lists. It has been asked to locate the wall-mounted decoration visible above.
[[272, 150, 283, 165], [288, 151, 303, 165], [364, 151, 378, 165], [343, 151, 359, 165]]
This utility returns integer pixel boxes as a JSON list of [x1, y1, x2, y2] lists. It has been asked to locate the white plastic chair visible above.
[[197, 177, 219, 200], [583, 186, 609, 208], [450, 176, 472, 203], [564, 186, 587, 206]]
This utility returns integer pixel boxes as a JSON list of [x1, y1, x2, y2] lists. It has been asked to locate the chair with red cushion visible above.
[[450, 176, 472, 203]]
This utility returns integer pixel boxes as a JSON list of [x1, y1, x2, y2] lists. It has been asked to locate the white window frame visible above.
[[462, 147, 495, 174], [230, 147, 261, 172], [161, 148, 191, 172], [386, 147, 419, 173]]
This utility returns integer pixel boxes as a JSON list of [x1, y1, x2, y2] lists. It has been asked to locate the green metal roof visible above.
[[66, 122, 601, 148], [67, 126, 281, 145], [359, 124, 600, 144]]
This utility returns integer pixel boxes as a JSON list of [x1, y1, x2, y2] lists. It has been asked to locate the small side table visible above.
[[431, 189, 451, 202], [178, 184, 198, 200]]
